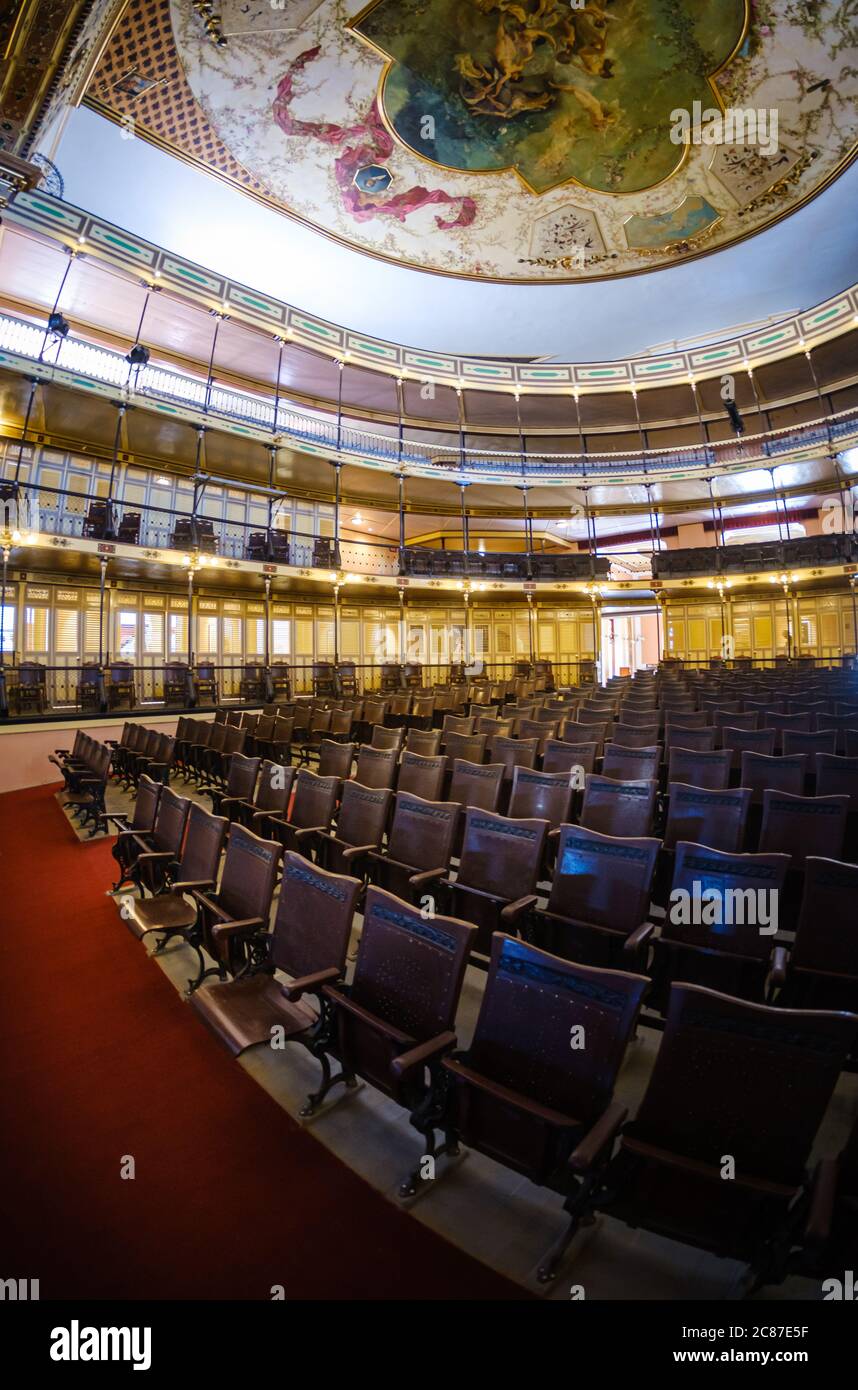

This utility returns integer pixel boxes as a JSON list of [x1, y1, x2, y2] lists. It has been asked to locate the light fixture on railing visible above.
[[126, 344, 150, 368], [47, 311, 69, 339]]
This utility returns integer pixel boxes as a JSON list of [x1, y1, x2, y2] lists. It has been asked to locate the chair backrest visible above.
[[270, 715, 294, 749], [549, 823, 660, 933], [217, 824, 281, 921], [254, 760, 293, 815], [626, 982, 857, 1189], [354, 743, 399, 790], [447, 758, 504, 814], [254, 714, 276, 743], [476, 716, 514, 739], [289, 769, 339, 831], [405, 727, 441, 756], [467, 934, 648, 1124], [335, 780, 392, 850], [580, 774, 657, 837], [542, 738, 598, 777], [351, 886, 475, 1040], [601, 744, 661, 783], [271, 851, 361, 981], [151, 785, 191, 854], [621, 707, 660, 727], [664, 782, 751, 853], [665, 841, 790, 957], [739, 751, 807, 803], [759, 791, 849, 865], [767, 711, 812, 739], [815, 754, 858, 811], [488, 736, 538, 780], [441, 714, 474, 741], [457, 808, 548, 901], [612, 722, 659, 748], [782, 729, 838, 759], [396, 750, 446, 800], [178, 803, 228, 883], [208, 721, 228, 753], [444, 731, 486, 764], [386, 792, 459, 873], [225, 752, 261, 800], [560, 718, 608, 750], [667, 747, 731, 791], [722, 724, 776, 768], [318, 739, 354, 780], [131, 773, 161, 831], [713, 709, 758, 732], [791, 856, 858, 976], [507, 766, 573, 827], [370, 725, 404, 753], [664, 724, 717, 754]]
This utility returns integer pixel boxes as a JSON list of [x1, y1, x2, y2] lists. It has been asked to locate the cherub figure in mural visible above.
[[457, 0, 615, 120], [272, 47, 476, 228]]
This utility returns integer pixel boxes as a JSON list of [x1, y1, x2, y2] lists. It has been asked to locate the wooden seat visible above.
[[442, 933, 648, 1282], [125, 804, 227, 943], [198, 751, 261, 820], [601, 744, 660, 784], [364, 792, 459, 903], [772, 856, 858, 1016], [663, 782, 751, 853], [580, 774, 657, 837], [307, 886, 475, 1195], [265, 768, 339, 856], [103, 774, 163, 891], [598, 983, 857, 1291], [439, 807, 548, 963], [396, 750, 446, 801], [189, 851, 362, 1057], [234, 759, 293, 831], [189, 824, 282, 992], [311, 779, 392, 876], [317, 739, 354, 781], [354, 743, 399, 790], [666, 747, 731, 791]]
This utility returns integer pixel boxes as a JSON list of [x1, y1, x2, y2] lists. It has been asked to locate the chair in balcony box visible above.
[[403, 662, 423, 690], [379, 663, 403, 694], [194, 519, 217, 554], [267, 528, 290, 563], [189, 851, 361, 1059], [171, 517, 194, 551], [304, 886, 475, 1194], [239, 663, 267, 703], [596, 982, 858, 1294], [246, 531, 268, 562], [269, 663, 291, 701], [107, 662, 136, 711], [82, 499, 110, 540], [164, 662, 193, 706], [312, 662, 337, 698], [117, 511, 141, 545], [336, 661, 358, 697], [194, 663, 219, 706], [12, 661, 47, 714], [441, 933, 648, 1281], [77, 662, 104, 712]]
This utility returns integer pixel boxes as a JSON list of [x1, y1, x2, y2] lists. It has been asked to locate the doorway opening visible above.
[[600, 609, 660, 681]]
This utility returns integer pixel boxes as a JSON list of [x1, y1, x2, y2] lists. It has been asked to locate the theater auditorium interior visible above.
[[1, 0, 858, 1315]]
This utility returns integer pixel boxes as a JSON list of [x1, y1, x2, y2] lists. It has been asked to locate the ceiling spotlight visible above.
[[47, 312, 69, 338], [126, 344, 150, 368]]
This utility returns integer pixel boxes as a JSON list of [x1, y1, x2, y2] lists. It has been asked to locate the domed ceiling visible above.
[[84, 0, 857, 285]]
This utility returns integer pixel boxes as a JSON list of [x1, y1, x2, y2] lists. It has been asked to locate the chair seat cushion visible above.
[[127, 892, 197, 939], [189, 975, 317, 1056]]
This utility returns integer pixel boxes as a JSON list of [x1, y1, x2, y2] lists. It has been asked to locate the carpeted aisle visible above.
[[0, 784, 524, 1300]]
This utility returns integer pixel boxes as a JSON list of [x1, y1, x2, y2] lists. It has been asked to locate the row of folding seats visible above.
[[49, 732, 113, 835], [106, 774, 858, 1291]]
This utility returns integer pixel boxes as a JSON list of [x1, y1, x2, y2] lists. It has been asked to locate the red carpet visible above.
[[0, 784, 525, 1300]]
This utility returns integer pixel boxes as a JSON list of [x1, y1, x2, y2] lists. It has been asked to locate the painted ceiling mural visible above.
[[87, 0, 857, 282]]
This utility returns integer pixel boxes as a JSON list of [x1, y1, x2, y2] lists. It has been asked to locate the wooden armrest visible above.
[[408, 867, 448, 891], [293, 825, 326, 842], [390, 1031, 457, 1082], [500, 894, 539, 926], [192, 889, 225, 918], [210, 916, 266, 947], [321, 985, 412, 1046], [171, 877, 215, 893], [624, 921, 655, 953], [769, 944, 789, 988], [281, 966, 341, 1002], [341, 842, 377, 864], [803, 1157, 839, 1250], [568, 1100, 627, 1173]]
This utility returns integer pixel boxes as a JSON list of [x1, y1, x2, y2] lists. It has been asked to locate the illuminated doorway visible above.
[[600, 609, 660, 681]]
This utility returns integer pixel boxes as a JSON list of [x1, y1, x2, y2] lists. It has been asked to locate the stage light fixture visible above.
[[47, 312, 69, 338], [126, 344, 150, 368]]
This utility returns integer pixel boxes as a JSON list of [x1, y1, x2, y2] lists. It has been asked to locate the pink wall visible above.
[[0, 715, 201, 794]]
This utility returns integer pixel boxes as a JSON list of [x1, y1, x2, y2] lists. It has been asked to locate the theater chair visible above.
[[233, 759, 292, 831], [440, 934, 648, 1282], [370, 724, 404, 754], [127, 731, 174, 789], [353, 743, 399, 790], [317, 739, 354, 781], [264, 769, 339, 857], [769, 856, 858, 1018], [308, 780, 392, 877], [404, 728, 441, 757], [102, 774, 163, 891], [647, 841, 790, 1018], [528, 822, 660, 972], [63, 741, 112, 835], [601, 744, 660, 783], [595, 983, 858, 1295], [202, 722, 247, 787], [125, 804, 227, 948], [125, 787, 192, 896], [438, 807, 548, 964], [580, 774, 657, 838], [304, 886, 475, 1195], [198, 751, 261, 820], [190, 851, 361, 1065], [189, 824, 281, 993], [360, 792, 459, 904], [185, 720, 216, 782]]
